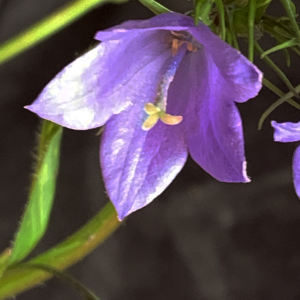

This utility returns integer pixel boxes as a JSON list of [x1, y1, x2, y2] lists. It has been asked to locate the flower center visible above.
[[170, 31, 199, 56], [142, 31, 199, 131]]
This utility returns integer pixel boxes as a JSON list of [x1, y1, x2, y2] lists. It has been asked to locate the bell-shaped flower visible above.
[[271, 120, 300, 198], [26, 12, 262, 220]]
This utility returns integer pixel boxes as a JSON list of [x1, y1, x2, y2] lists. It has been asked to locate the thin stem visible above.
[[215, 0, 226, 40], [0, 202, 120, 299], [138, 0, 171, 14], [225, 7, 239, 50], [248, 0, 256, 62], [226, 28, 232, 46], [0, 0, 126, 66], [260, 37, 299, 58], [17, 263, 100, 300]]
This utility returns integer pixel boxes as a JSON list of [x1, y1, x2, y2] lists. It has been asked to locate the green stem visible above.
[[0, 0, 126, 66], [225, 7, 239, 50], [215, 0, 226, 40], [0, 202, 120, 299], [248, 0, 255, 62]]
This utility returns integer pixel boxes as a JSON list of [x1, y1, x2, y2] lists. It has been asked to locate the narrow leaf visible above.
[[261, 37, 299, 58], [226, 6, 239, 49], [255, 0, 272, 22], [259, 79, 300, 129], [8, 121, 62, 265], [194, 0, 215, 25], [255, 41, 298, 97], [262, 15, 295, 39], [280, 0, 300, 40], [283, 47, 291, 67], [215, 0, 226, 40]]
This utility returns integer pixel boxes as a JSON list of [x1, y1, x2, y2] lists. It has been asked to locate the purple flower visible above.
[[271, 121, 300, 197], [26, 13, 262, 220]]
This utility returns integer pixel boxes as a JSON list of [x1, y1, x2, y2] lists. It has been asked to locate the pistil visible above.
[[142, 31, 199, 131]]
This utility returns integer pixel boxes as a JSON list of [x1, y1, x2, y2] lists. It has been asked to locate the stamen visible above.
[[172, 39, 179, 56], [171, 39, 198, 56], [170, 31, 199, 56], [187, 43, 198, 52]]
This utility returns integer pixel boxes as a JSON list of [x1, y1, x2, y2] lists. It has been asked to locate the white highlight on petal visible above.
[[112, 138, 126, 156], [242, 161, 250, 183], [63, 107, 95, 128], [45, 45, 103, 102]]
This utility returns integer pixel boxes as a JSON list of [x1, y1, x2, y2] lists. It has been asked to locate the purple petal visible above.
[[95, 12, 194, 42], [100, 104, 187, 220], [26, 30, 173, 129], [168, 48, 249, 182], [293, 146, 300, 198], [271, 121, 300, 142], [187, 25, 262, 102]]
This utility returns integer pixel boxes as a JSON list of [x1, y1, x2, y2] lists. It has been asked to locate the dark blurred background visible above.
[[1, 0, 300, 299]]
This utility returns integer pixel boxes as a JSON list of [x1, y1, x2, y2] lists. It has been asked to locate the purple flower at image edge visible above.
[[271, 121, 300, 198], [26, 12, 262, 220]]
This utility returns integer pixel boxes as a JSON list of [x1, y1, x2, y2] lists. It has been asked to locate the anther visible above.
[[170, 31, 199, 56]]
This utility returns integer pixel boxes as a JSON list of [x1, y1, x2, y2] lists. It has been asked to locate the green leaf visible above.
[[280, 0, 300, 39], [0, 202, 120, 300], [255, 0, 273, 22], [7, 121, 62, 265], [262, 15, 295, 39], [232, 0, 272, 37]]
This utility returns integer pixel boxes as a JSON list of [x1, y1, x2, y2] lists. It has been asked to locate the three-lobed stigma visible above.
[[142, 103, 182, 131]]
